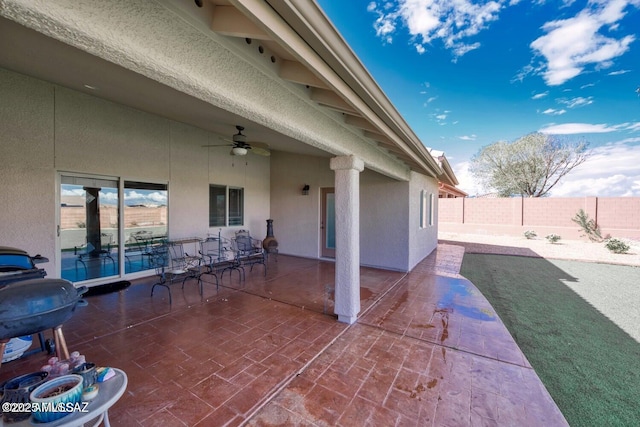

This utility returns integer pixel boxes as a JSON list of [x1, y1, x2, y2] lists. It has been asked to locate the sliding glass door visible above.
[[59, 175, 168, 283], [123, 181, 168, 274], [60, 175, 119, 282]]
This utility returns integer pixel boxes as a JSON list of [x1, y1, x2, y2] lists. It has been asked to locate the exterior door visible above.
[[321, 187, 335, 258], [59, 174, 119, 283]]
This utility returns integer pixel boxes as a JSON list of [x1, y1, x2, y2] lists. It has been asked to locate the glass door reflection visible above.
[[60, 175, 119, 282], [123, 181, 168, 274]]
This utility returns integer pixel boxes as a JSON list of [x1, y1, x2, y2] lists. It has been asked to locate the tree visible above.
[[469, 132, 590, 197]]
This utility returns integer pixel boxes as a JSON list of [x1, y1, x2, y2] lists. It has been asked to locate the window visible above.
[[420, 190, 434, 228], [429, 193, 435, 226], [420, 190, 428, 228], [209, 185, 244, 227], [229, 187, 244, 226]]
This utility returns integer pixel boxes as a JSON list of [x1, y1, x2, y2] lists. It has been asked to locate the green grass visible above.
[[460, 254, 640, 427]]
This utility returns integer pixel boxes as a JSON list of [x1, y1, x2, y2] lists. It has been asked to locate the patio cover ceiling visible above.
[[0, 0, 445, 180]]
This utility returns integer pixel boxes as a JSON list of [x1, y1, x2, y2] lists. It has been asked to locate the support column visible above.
[[330, 155, 364, 324]]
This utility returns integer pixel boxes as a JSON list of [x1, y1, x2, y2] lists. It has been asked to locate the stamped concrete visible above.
[[0, 245, 567, 426]]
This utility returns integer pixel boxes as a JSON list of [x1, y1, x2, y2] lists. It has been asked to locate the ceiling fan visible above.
[[203, 125, 271, 156]]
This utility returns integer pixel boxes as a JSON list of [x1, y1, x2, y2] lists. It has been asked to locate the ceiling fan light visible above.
[[232, 147, 248, 156]]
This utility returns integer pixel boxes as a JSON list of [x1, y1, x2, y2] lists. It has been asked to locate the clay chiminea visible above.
[[263, 219, 278, 260]]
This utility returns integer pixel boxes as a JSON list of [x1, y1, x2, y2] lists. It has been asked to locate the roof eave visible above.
[[234, 0, 442, 178]]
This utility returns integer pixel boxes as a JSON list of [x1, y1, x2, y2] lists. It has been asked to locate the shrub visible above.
[[546, 234, 561, 243], [572, 209, 602, 242], [605, 238, 630, 254], [524, 230, 537, 239]]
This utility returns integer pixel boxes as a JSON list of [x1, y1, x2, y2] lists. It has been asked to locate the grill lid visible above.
[[0, 279, 87, 340], [0, 246, 47, 287]]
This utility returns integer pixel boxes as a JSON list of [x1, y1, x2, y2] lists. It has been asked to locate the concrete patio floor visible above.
[[0, 244, 567, 426]]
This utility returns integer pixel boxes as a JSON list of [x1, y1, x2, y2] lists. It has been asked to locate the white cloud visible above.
[[458, 134, 477, 140], [367, 0, 506, 60], [617, 137, 640, 143], [550, 142, 640, 196], [532, 91, 549, 99], [124, 190, 167, 206], [557, 96, 594, 108], [608, 69, 631, 75], [539, 122, 640, 134], [100, 191, 118, 203], [430, 108, 452, 124], [541, 108, 567, 115], [61, 188, 85, 197], [530, 1, 638, 85], [452, 42, 481, 60], [452, 161, 485, 196]]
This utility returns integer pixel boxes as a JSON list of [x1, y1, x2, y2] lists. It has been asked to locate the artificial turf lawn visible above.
[[460, 254, 640, 427]]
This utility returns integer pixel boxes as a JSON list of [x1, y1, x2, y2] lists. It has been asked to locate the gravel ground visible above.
[[440, 232, 640, 342], [439, 232, 640, 266]]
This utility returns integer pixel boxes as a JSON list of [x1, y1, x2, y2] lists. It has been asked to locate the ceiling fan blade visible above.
[[251, 147, 271, 156], [245, 140, 270, 156], [201, 143, 233, 148], [248, 141, 269, 149]]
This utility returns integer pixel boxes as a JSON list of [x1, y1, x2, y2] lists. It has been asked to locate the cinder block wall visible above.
[[439, 197, 640, 240]]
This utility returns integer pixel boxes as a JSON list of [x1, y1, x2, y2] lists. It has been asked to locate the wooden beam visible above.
[[310, 88, 356, 113], [344, 114, 379, 133], [211, 5, 270, 40], [278, 60, 328, 88], [363, 130, 393, 145]]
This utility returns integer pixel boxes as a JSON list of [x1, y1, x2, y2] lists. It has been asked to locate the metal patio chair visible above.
[[74, 233, 116, 279], [201, 235, 243, 282], [232, 230, 266, 277], [150, 242, 202, 305]]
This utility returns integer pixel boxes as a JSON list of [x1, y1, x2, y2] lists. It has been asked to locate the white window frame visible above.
[[420, 190, 435, 228], [429, 192, 435, 226]]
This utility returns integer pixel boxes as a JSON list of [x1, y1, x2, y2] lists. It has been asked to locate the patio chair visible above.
[[150, 243, 202, 305], [125, 231, 157, 271], [74, 234, 116, 279], [199, 236, 243, 285], [232, 230, 266, 276]]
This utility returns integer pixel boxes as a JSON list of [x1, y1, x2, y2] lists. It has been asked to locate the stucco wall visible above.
[[0, 69, 57, 272], [408, 171, 439, 270], [0, 68, 270, 277], [270, 152, 437, 271], [269, 152, 333, 259], [360, 170, 411, 271]]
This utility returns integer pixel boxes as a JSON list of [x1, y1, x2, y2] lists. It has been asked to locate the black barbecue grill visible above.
[[0, 247, 86, 368], [0, 246, 48, 287]]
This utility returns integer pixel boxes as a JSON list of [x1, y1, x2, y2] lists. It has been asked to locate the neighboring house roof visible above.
[[439, 182, 468, 198], [426, 148, 467, 198], [428, 149, 458, 186]]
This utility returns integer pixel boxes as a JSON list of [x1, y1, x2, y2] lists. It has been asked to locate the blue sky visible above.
[[316, 0, 640, 196]]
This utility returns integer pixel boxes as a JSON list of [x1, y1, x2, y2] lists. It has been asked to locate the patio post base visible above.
[[337, 314, 357, 324]]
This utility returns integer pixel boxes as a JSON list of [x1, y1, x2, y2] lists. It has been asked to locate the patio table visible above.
[[7, 368, 127, 427]]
